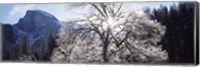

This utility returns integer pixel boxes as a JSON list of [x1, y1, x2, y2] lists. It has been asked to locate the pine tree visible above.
[[38, 39, 48, 61], [47, 32, 58, 61], [150, 2, 195, 63], [19, 35, 34, 61]]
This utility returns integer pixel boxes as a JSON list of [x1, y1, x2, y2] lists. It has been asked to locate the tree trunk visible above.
[[103, 42, 109, 62], [102, 29, 110, 63]]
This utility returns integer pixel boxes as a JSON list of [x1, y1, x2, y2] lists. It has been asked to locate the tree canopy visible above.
[[51, 3, 168, 63]]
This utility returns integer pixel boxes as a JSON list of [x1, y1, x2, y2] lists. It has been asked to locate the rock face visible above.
[[11, 10, 61, 47], [15, 10, 60, 34]]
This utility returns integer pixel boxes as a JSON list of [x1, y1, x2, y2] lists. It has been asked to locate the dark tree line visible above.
[[2, 24, 16, 60], [3, 28, 58, 62], [149, 2, 195, 63]]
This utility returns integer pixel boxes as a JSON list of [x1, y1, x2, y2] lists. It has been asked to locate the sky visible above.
[[0, 2, 178, 25]]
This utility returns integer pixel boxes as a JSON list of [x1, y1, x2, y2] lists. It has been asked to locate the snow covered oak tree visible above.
[[51, 3, 168, 63]]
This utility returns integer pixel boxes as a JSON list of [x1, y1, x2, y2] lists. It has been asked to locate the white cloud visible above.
[[7, 4, 35, 19]]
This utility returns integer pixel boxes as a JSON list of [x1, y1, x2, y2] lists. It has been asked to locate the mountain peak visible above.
[[15, 10, 60, 33], [13, 10, 61, 46], [24, 10, 58, 21]]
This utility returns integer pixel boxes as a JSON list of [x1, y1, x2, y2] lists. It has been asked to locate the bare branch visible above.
[[115, 3, 123, 17], [116, 31, 131, 47], [100, 3, 109, 18], [90, 3, 107, 19]]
